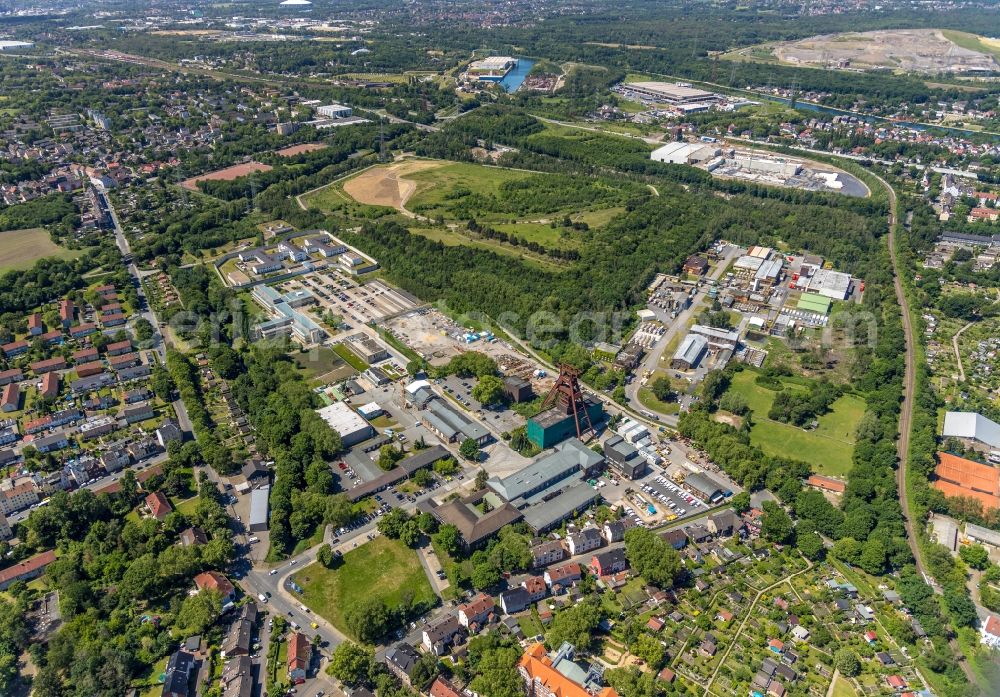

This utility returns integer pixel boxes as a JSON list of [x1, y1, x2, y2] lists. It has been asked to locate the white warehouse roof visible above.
[[943, 411, 1000, 449], [316, 401, 374, 445]]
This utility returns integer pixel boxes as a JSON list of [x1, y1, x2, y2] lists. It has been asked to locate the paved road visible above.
[[880, 171, 978, 687], [623, 245, 739, 423]]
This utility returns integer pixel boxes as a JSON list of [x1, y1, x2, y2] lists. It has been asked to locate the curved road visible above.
[[879, 172, 978, 687]]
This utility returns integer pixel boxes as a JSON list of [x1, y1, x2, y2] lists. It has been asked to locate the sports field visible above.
[[275, 143, 328, 158], [179, 162, 273, 191], [725, 369, 865, 477], [291, 537, 435, 640], [0, 228, 80, 272]]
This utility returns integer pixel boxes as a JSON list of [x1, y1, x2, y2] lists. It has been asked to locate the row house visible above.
[[69, 323, 97, 339], [2, 340, 28, 358], [0, 369, 22, 386], [30, 356, 66, 375]]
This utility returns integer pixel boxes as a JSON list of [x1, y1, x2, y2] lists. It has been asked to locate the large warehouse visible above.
[[315, 401, 374, 446], [650, 141, 720, 165], [804, 268, 852, 300], [624, 81, 721, 106]]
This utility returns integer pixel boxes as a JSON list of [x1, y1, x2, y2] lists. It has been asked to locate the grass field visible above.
[[0, 228, 80, 272], [725, 369, 865, 477], [291, 536, 436, 640], [403, 161, 528, 215], [941, 30, 1000, 62], [332, 342, 369, 371], [830, 674, 858, 697]]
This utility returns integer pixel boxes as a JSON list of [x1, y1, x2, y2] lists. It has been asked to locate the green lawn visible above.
[[830, 674, 858, 697], [174, 496, 200, 517], [332, 342, 369, 371], [491, 222, 583, 250], [725, 369, 865, 477], [0, 228, 81, 273], [293, 347, 352, 380], [291, 536, 436, 641], [405, 161, 529, 215]]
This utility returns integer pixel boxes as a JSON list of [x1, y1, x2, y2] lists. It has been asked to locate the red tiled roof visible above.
[[429, 677, 462, 697], [519, 644, 618, 697], [287, 631, 310, 673], [145, 491, 172, 520], [0, 550, 56, 586], [194, 570, 235, 598]]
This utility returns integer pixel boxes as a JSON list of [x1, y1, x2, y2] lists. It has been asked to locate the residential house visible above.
[[544, 562, 582, 592], [0, 549, 56, 590], [0, 384, 19, 413], [30, 356, 66, 374], [287, 631, 310, 684], [981, 615, 1000, 649], [499, 587, 532, 615], [429, 677, 463, 697], [522, 575, 548, 602], [161, 649, 195, 697], [180, 527, 209, 547], [602, 517, 638, 543], [458, 593, 495, 629], [194, 571, 236, 610], [146, 491, 173, 520], [123, 401, 155, 424], [422, 614, 463, 656], [566, 527, 602, 556], [384, 643, 421, 687], [590, 549, 628, 577], [219, 655, 253, 697], [40, 372, 59, 400], [0, 369, 22, 387], [531, 540, 565, 568]]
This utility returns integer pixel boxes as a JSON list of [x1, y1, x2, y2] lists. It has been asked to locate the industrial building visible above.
[[803, 268, 852, 301], [315, 401, 375, 446], [467, 56, 517, 81], [252, 285, 326, 344], [623, 81, 721, 106], [488, 438, 603, 504], [249, 485, 270, 532], [521, 481, 601, 534], [726, 154, 801, 177], [681, 471, 728, 503], [503, 376, 533, 403], [942, 411, 1000, 450], [420, 398, 491, 446], [689, 324, 740, 351], [671, 334, 708, 370], [603, 435, 648, 480], [346, 446, 451, 503], [526, 397, 603, 449], [317, 103, 353, 118], [613, 343, 645, 373], [345, 333, 389, 364], [650, 141, 720, 165]]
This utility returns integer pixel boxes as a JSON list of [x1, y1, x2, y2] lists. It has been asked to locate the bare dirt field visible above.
[[773, 29, 999, 73], [276, 143, 328, 158], [179, 162, 273, 191], [341, 160, 443, 210]]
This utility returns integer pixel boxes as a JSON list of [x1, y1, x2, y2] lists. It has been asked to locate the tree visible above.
[[797, 529, 825, 561], [605, 667, 661, 697], [546, 597, 604, 652], [624, 528, 681, 589], [651, 377, 675, 403], [134, 317, 155, 343], [317, 544, 335, 568], [377, 508, 411, 539], [378, 444, 405, 471], [761, 501, 794, 545], [433, 457, 459, 476], [833, 649, 861, 677], [472, 375, 507, 407], [475, 468, 489, 489], [858, 538, 887, 576], [460, 438, 481, 462], [719, 392, 748, 415], [959, 543, 990, 570], [326, 641, 373, 686], [399, 520, 422, 548], [177, 589, 222, 635], [731, 491, 751, 514], [433, 524, 462, 557], [471, 563, 501, 590], [345, 598, 391, 643]]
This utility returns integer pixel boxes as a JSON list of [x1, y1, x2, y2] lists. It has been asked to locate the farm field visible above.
[[291, 537, 436, 640], [725, 369, 865, 477], [0, 228, 81, 272]]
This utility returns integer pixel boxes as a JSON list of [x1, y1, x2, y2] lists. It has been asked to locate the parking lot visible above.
[[286, 272, 420, 326], [437, 374, 526, 435]]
